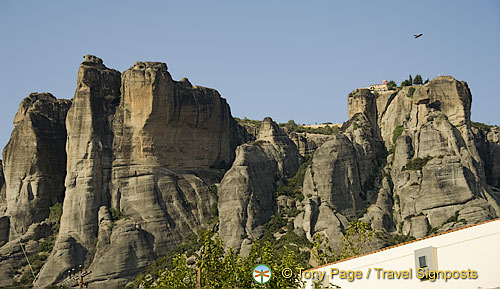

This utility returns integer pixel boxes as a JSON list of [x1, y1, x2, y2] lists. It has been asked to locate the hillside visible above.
[[0, 56, 499, 288]]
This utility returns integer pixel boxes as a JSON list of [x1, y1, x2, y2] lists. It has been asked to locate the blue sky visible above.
[[1, 1, 499, 150]]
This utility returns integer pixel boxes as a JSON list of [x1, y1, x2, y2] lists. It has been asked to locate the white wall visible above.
[[302, 219, 500, 289]]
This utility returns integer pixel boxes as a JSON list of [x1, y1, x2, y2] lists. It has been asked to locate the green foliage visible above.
[[413, 74, 423, 85], [311, 233, 337, 265], [445, 210, 467, 225], [209, 184, 218, 197], [424, 78, 430, 84], [110, 207, 124, 221], [386, 234, 415, 246], [235, 117, 263, 128], [387, 80, 397, 90], [138, 230, 306, 289], [283, 119, 299, 131], [400, 79, 411, 87], [392, 125, 404, 144], [409, 74, 413, 85], [340, 221, 374, 259], [403, 156, 432, 171], [49, 202, 63, 233], [280, 121, 340, 135], [39, 235, 56, 253], [407, 87, 415, 98], [129, 233, 200, 288], [471, 121, 496, 131], [276, 154, 313, 201]]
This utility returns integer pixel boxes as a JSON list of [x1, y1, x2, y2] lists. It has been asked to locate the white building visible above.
[[301, 218, 500, 289]]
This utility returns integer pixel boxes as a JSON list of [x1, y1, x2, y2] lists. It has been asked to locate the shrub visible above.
[[392, 125, 404, 144], [403, 156, 432, 171], [407, 87, 415, 98], [110, 208, 124, 221], [471, 121, 496, 131], [387, 80, 397, 90]]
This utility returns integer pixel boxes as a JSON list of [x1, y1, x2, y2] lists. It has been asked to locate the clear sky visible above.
[[1, 1, 499, 150]]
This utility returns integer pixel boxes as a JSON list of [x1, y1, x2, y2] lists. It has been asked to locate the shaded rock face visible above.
[[289, 132, 335, 157], [474, 126, 500, 189], [36, 56, 239, 288], [0, 161, 5, 216], [218, 118, 301, 254], [2, 93, 71, 237]]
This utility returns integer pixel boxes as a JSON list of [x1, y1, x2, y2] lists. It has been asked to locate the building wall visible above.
[[302, 219, 500, 289]]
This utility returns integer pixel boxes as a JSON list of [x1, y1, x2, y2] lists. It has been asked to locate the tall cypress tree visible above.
[[414, 74, 423, 85]]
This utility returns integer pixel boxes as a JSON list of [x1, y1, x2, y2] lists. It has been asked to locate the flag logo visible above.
[[252, 264, 272, 284]]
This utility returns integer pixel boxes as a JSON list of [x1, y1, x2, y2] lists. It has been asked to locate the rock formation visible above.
[[300, 76, 500, 250], [2, 93, 71, 237], [35, 56, 240, 288], [1, 55, 499, 288], [0, 92, 70, 285], [218, 117, 301, 254]]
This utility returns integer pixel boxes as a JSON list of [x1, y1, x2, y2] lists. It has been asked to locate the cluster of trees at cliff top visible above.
[[127, 221, 374, 289], [385, 74, 430, 90]]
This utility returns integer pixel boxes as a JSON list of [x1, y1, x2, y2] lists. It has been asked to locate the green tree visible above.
[[284, 120, 298, 131], [424, 78, 430, 84], [409, 74, 413, 85], [311, 233, 337, 265], [400, 79, 411, 88], [152, 253, 196, 289], [340, 221, 375, 259], [198, 231, 227, 288], [387, 80, 397, 90], [413, 74, 423, 85]]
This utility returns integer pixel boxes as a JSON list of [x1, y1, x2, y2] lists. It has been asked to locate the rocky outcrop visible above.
[[36, 56, 240, 288], [218, 118, 300, 254], [36, 56, 122, 287], [0, 160, 5, 216], [299, 76, 500, 246], [2, 93, 71, 238], [2, 55, 500, 288], [218, 144, 279, 253], [289, 132, 335, 157], [474, 126, 500, 189], [382, 77, 499, 237]]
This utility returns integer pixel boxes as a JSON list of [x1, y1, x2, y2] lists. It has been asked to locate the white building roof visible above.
[[302, 218, 500, 289]]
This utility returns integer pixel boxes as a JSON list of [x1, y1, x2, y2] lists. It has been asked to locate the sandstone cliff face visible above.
[[386, 77, 499, 237], [300, 91, 387, 249], [218, 118, 301, 254], [474, 126, 500, 189], [2, 93, 71, 237], [0, 160, 5, 215], [36, 56, 240, 288], [36, 56, 122, 287], [2, 56, 500, 288], [0, 93, 70, 285], [299, 76, 500, 248]]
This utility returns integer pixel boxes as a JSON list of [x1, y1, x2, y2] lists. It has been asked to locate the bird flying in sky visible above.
[[414, 33, 423, 39]]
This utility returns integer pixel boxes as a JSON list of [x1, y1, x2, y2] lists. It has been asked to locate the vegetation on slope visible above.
[[280, 120, 340, 135], [276, 154, 313, 201], [3, 203, 63, 289]]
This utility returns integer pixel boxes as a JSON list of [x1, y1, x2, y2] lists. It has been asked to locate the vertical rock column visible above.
[[37, 55, 121, 286]]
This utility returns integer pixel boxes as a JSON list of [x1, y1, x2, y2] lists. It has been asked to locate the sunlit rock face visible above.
[[36, 56, 240, 288]]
